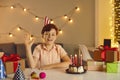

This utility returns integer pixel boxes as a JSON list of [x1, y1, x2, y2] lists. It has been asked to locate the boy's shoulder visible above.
[[55, 44, 63, 49], [55, 43, 63, 47], [34, 43, 42, 49]]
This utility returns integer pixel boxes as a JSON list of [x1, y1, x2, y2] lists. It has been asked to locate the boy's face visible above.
[[42, 29, 57, 45]]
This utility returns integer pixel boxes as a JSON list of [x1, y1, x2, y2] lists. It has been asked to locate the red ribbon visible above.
[[101, 50, 106, 61], [2, 54, 21, 72], [13, 61, 19, 72], [103, 46, 118, 51], [100, 46, 119, 61], [2, 54, 20, 62]]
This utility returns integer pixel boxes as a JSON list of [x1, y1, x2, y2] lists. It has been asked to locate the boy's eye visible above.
[[52, 34, 56, 36], [44, 33, 49, 35]]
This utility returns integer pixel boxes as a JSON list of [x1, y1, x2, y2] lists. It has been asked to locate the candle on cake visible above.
[[70, 55, 73, 65], [74, 54, 78, 66], [80, 53, 83, 66], [78, 47, 82, 66]]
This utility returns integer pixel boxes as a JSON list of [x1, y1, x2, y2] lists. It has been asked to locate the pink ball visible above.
[[39, 72, 46, 79]]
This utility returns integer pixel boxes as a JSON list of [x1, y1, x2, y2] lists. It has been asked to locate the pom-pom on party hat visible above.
[[39, 72, 46, 79], [13, 63, 25, 80], [0, 59, 7, 79]]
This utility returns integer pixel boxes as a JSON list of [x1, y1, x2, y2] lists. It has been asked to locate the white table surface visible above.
[[6, 68, 120, 80]]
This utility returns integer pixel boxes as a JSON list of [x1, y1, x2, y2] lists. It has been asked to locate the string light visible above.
[[0, 24, 41, 39], [113, 0, 120, 47], [109, 0, 120, 47], [110, 0, 116, 47], [4, 2, 80, 25], [0, 1, 81, 39]]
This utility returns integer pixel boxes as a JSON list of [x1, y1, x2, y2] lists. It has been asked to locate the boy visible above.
[[25, 24, 71, 69]]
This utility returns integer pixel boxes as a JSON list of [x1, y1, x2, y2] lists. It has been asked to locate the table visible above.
[[6, 68, 120, 80]]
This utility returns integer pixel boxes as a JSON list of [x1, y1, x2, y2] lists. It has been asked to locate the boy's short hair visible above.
[[41, 24, 59, 35]]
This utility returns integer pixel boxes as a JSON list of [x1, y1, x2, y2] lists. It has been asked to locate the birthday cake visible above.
[[66, 53, 86, 74]]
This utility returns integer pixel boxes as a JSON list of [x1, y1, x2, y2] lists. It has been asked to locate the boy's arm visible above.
[[40, 55, 71, 69]]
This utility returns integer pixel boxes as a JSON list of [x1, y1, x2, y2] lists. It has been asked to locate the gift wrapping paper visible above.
[[93, 50, 103, 61], [87, 59, 105, 71], [106, 50, 118, 62], [106, 62, 118, 73]]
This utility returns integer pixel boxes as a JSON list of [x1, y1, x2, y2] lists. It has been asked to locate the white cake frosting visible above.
[[68, 65, 84, 73]]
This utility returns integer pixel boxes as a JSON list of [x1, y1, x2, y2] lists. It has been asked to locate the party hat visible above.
[[13, 63, 25, 80], [0, 59, 7, 79], [44, 16, 50, 26]]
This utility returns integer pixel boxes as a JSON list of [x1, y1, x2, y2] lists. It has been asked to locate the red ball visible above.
[[39, 72, 46, 79]]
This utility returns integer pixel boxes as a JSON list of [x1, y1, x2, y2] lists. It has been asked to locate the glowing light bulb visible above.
[[9, 33, 13, 37], [64, 15, 68, 19], [23, 8, 27, 12], [17, 27, 21, 31], [30, 35, 33, 40], [68, 19, 73, 23], [59, 29, 63, 34], [35, 16, 39, 21], [75, 7, 80, 11], [110, 28, 113, 31], [50, 19, 54, 24], [10, 5, 14, 9]]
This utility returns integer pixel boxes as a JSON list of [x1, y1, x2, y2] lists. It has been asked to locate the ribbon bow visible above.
[[2, 54, 20, 62]]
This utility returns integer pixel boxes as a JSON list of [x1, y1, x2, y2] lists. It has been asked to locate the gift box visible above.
[[93, 47, 119, 62], [106, 62, 118, 73], [4, 59, 25, 74], [87, 59, 105, 71], [2, 54, 25, 74]]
